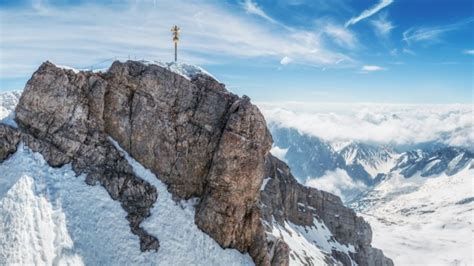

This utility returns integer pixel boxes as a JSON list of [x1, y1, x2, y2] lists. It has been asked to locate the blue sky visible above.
[[0, 0, 472, 103]]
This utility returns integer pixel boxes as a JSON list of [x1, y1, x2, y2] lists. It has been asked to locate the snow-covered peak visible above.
[[340, 142, 398, 178], [154, 61, 217, 81], [340, 142, 395, 164], [392, 147, 472, 178], [51, 60, 217, 81], [331, 140, 354, 152]]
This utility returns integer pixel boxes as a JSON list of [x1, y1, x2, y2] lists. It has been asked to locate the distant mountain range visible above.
[[269, 123, 472, 201], [350, 146, 473, 209], [268, 121, 473, 265], [269, 124, 399, 200]]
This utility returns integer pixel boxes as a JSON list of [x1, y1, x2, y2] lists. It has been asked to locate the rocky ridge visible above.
[[0, 60, 391, 265]]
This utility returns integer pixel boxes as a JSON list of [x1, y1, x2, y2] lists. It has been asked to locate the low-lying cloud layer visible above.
[[258, 102, 473, 150], [305, 169, 367, 201]]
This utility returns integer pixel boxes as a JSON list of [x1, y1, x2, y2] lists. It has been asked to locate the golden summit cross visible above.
[[171, 25, 180, 62]]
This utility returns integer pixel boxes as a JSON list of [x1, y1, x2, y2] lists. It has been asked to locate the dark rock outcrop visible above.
[[0, 125, 20, 161], [2, 60, 392, 266]]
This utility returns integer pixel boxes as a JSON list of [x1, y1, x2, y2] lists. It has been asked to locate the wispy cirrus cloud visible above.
[[403, 17, 474, 45], [371, 13, 394, 39], [345, 0, 393, 27], [0, 0, 354, 79], [324, 23, 358, 49], [242, 0, 277, 24]]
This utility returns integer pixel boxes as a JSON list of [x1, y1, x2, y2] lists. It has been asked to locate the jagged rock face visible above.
[[101, 61, 273, 264], [261, 154, 393, 266], [14, 62, 160, 251], [13, 61, 273, 265], [195, 95, 272, 265], [102, 62, 240, 198]]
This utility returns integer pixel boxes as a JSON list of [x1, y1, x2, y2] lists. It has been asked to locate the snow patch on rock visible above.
[[155, 61, 218, 81]]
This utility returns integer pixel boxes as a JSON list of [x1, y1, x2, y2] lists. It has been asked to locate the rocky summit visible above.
[[0, 60, 392, 266]]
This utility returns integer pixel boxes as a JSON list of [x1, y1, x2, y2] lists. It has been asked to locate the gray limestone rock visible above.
[[0, 125, 21, 162], [15, 61, 159, 252]]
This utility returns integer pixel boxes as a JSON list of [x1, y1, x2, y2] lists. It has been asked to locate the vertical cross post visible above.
[[171, 25, 180, 62]]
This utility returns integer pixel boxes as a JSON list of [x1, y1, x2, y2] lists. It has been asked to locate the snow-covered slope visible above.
[[351, 149, 473, 265], [0, 144, 253, 265], [0, 163, 84, 265]]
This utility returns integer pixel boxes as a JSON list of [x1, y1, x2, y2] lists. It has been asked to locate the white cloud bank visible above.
[[258, 102, 474, 149], [345, 0, 393, 27], [305, 169, 367, 201]]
